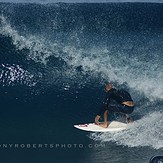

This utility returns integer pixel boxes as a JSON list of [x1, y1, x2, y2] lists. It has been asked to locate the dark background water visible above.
[[0, 2, 163, 163]]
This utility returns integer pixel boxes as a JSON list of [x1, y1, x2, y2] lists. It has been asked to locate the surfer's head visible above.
[[106, 83, 112, 92]]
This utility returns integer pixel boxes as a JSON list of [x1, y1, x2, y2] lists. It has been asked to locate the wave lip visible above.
[[1, 4, 163, 102]]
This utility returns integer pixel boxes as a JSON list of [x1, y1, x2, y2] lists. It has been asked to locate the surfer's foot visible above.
[[126, 117, 133, 123], [99, 123, 108, 128]]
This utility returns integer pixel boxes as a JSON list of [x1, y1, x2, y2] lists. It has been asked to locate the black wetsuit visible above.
[[97, 88, 134, 116]]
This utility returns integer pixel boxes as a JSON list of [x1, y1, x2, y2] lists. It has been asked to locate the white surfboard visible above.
[[74, 121, 127, 132]]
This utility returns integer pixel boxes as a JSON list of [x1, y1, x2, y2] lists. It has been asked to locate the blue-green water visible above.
[[0, 2, 163, 163]]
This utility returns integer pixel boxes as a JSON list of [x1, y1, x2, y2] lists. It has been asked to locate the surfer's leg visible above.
[[109, 105, 134, 123], [99, 110, 108, 128], [112, 104, 134, 123], [104, 110, 108, 124], [126, 114, 133, 123], [121, 106, 134, 123]]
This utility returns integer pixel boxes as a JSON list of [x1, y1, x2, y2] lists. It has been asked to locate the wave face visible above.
[[0, 3, 163, 149]]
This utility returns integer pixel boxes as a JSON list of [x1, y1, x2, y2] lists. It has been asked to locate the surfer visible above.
[[95, 83, 134, 128]]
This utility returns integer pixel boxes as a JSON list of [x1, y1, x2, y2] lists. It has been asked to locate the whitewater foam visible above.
[[89, 111, 163, 149], [0, 15, 60, 64]]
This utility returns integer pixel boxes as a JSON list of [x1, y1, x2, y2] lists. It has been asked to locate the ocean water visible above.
[[0, 2, 163, 163]]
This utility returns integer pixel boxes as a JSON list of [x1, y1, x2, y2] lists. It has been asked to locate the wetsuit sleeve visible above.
[[97, 91, 111, 116]]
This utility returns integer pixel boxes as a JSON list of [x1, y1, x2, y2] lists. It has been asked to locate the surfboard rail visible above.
[[74, 121, 127, 132]]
